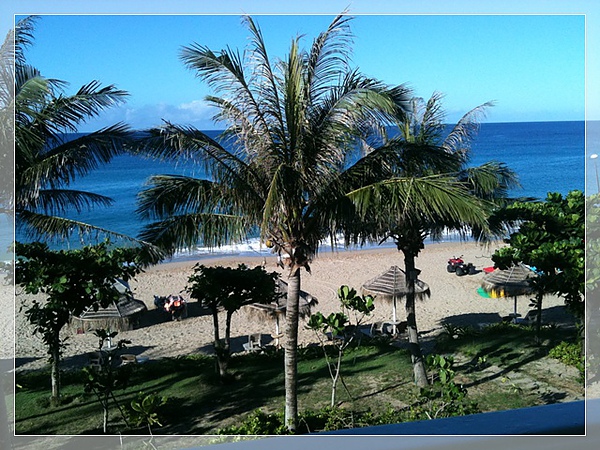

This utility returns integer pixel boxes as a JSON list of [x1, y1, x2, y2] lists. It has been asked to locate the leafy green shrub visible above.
[[126, 392, 167, 434], [549, 341, 584, 376], [425, 354, 455, 384], [441, 323, 478, 340], [218, 392, 481, 436], [217, 409, 287, 435], [419, 354, 481, 419], [483, 321, 515, 333]]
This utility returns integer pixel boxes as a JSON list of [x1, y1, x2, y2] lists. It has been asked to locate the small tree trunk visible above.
[[217, 312, 233, 378], [50, 335, 61, 405], [103, 395, 109, 433], [211, 308, 221, 343], [225, 311, 233, 352], [535, 291, 544, 345], [211, 308, 228, 378], [284, 268, 301, 432], [331, 347, 343, 407]]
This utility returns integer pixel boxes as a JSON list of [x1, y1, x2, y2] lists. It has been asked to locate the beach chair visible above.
[[395, 321, 408, 334], [370, 321, 387, 337], [88, 351, 106, 369], [120, 354, 137, 365], [270, 332, 284, 349], [516, 310, 540, 326], [243, 333, 262, 352], [327, 327, 353, 344]]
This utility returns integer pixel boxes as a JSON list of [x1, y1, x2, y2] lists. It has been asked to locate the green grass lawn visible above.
[[435, 322, 584, 412], [14, 324, 584, 435]]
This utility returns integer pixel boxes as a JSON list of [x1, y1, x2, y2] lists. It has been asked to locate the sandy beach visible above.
[[12, 240, 576, 372]]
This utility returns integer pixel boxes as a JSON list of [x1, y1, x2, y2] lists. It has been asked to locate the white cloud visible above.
[[80, 101, 224, 132]]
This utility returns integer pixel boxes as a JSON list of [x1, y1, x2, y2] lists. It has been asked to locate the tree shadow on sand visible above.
[[195, 333, 278, 355], [440, 305, 577, 330], [440, 312, 504, 329], [135, 302, 212, 330]]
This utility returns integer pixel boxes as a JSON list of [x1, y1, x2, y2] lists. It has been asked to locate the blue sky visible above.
[[2, 1, 597, 131]]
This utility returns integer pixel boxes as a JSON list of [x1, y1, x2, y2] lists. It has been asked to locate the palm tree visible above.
[[347, 93, 519, 386], [0, 22, 16, 216], [14, 17, 161, 261], [136, 14, 412, 431]]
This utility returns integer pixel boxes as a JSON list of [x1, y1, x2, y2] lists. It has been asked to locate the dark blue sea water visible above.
[[9, 121, 588, 261]]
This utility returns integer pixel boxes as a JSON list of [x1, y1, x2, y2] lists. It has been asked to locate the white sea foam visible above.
[[168, 228, 472, 262]]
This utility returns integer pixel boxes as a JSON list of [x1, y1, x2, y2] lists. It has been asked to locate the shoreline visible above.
[[149, 238, 496, 272]]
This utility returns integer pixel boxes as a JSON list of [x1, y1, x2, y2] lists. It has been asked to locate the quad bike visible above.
[[447, 256, 476, 276], [154, 294, 188, 321]]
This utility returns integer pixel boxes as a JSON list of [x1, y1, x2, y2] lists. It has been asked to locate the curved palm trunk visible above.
[[284, 269, 301, 432], [402, 250, 429, 387]]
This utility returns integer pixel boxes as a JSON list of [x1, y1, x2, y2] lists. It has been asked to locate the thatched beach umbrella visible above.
[[72, 279, 147, 333], [245, 279, 318, 346], [362, 266, 430, 334], [481, 264, 535, 320]]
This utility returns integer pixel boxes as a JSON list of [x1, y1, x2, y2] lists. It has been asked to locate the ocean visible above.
[[7, 121, 589, 262]]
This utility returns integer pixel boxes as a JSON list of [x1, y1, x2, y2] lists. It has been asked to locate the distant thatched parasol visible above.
[[72, 279, 147, 332], [245, 279, 318, 346], [362, 266, 430, 333], [481, 264, 535, 320]]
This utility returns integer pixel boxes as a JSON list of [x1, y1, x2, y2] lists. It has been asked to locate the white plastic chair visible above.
[[243, 333, 262, 352]]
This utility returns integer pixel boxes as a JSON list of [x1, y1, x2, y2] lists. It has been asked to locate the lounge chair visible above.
[[516, 310, 540, 326], [88, 351, 106, 369], [120, 354, 137, 365], [271, 332, 284, 348], [394, 321, 408, 334], [243, 333, 262, 352], [370, 321, 388, 337]]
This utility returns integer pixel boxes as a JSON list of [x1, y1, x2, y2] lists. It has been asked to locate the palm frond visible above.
[[260, 163, 301, 244], [443, 100, 495, 157], [15, 70, 52, 126], [23, 189, 113, 215], [347, 175, 491, 234], [242, 15, 287, 147], [321, 71, 405, 136], [16, 209, 164, 264], [138, 213, 249, 256], [17, 123, 132, 209], [136, 122, 267, 204], [460, 161, 521, 202], [0, 27, 15, 107], [305, 13, 353, 106], [206, 96, 275, 163], [180, 41, 275, 145], [31, 81, 128, 136], [410, 92, 447, 145], [14, 16, 38, 67], [281, 38, 306, 164], [136, 174, 221, 220]]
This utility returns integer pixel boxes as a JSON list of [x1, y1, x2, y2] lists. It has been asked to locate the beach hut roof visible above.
[[481, 264, 535, 297], [76, 297, 147, 320], [74, 279, 147, 320], [245, 279, 318, 320], [362, 266, 430, 302]]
